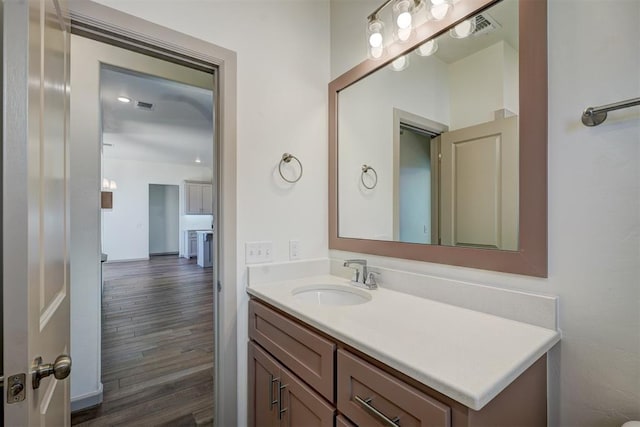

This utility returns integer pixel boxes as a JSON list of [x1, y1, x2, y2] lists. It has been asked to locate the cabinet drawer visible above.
[[249, 300, 335, 402], [337, 349, 451, 427]]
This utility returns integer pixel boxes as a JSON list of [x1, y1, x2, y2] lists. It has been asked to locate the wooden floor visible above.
[[72, 255, 215, 427]]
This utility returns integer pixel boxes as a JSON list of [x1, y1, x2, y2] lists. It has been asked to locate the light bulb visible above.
[[450, 18, 476, 38], [397, 27, 411, 41], [109, 180, 117, 190], [370, 46, 384, 59], [102, 178, 110, 189], [396, 11, 412, 29], [366, 18, 386, 60], [195, 157, 202, 163], [415, 39, 438, 56], [117, 96, 131, 103], [390, 55, 409, 71], [429, 3, 451, 20], [369, 32, 383, 48], [431, 0, 445, 4]]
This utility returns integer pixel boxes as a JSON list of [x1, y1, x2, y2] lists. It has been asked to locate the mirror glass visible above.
[[338, 0, 519, 250]]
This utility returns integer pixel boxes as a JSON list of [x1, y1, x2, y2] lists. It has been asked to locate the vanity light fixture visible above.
[[389, 54, 410, 71], [415, 38, 438, 56], [428, 0, 452, 21], [449, 18, 476, 38], [392, 0, 413, 42], [117, 96, 131, 103], [365, 0, 453, 59], [366, 16, 386, 59]]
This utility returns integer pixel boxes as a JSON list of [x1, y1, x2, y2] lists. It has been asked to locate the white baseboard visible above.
[[104, 257, 150, 264], [71, 382, 103, 412]]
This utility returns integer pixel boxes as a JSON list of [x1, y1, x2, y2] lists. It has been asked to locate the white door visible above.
[[440, 116, 518, 250], [3, 0, 72, 425]]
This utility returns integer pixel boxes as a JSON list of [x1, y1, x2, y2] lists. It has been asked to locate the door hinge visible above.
[[217, 280, 222, 292], [6, 373, 26, 403]]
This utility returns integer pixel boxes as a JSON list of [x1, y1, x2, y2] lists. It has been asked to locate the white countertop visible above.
[[247, 274, 560, 411]]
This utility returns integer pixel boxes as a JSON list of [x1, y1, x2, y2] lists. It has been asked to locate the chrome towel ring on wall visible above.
[[361, 164, 378, 189], [279, 153, 303, 183]]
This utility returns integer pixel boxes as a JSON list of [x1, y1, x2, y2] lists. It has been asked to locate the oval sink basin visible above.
[[292, 284, 372, 306]]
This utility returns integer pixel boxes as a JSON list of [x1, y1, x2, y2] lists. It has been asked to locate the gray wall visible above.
[[148, 184, 179, 255]]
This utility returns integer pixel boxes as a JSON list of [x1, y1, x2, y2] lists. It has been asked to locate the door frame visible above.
[[392, 108, 447, 243], [67, 2, 238, 426]]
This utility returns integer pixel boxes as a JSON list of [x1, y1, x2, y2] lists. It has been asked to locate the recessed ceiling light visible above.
[[195, 157, 202, 164], [117, 96, 131, 103]]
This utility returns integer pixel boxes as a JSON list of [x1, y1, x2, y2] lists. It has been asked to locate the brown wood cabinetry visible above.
[[248, 299, 547, 427], [337, 349, 451, 427], [249, 342, 334, 427]]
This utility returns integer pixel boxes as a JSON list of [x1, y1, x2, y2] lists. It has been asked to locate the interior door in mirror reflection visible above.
[[440, 115, 518, 250]]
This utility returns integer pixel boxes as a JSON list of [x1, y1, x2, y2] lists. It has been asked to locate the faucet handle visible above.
[[364, 271, 380, 288]]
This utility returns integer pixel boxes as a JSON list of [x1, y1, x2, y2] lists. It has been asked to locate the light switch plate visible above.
[[245, 241, 273, 264], [289, 240, 300, 260]]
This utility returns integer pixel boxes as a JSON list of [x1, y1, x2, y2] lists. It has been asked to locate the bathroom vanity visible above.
[[247, 273, 560, 427]]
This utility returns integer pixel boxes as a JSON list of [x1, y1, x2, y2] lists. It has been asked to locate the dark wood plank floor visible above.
[[72, 255, 215, 427]]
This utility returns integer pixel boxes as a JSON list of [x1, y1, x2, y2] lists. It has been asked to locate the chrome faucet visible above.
[[343, 259, 378, 290]]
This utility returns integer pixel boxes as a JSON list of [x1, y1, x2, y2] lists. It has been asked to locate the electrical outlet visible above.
[[245, 241, 273, 264], [289, 240, 300, 260]]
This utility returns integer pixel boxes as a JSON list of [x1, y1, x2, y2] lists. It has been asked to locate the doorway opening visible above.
[[70, 37, 217, 425], [149, 184, 180, 256]]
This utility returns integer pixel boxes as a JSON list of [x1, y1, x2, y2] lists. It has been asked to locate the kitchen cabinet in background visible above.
[[184, 181, 213, 215]]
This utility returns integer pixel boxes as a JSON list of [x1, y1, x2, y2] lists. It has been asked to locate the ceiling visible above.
[[428, 0, 518, 64], [101, 66, 214, 167]]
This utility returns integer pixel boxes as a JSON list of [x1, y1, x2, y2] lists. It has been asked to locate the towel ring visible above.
[[361, 164, 378, 189], [279, 153, 303, 183]]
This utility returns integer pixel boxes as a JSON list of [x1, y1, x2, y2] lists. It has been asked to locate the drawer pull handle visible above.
[[355, 395, 400, 427], [269, 375, 279, 410], [278, 382, 288, 420]]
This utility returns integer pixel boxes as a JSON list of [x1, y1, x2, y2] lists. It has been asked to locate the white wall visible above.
[[332, 0, 640, 426], [102, 158, 212, 261], [338, 56, 449, 240], [91, 1, 331, 425], [449, 41, 518, 130], [149, 184, 179, 254]]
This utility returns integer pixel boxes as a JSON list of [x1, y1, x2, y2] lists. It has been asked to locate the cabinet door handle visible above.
[[355, 395, 400, 427], [278, 382, 288, 420], [269, 375, 279, 410]]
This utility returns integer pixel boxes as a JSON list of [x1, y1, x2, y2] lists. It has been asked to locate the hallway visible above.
[[72, 256, 214, 426]]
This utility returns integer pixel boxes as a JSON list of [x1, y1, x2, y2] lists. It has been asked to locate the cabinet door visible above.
[[186, 183, 203, 214], [201, 184, 213, 214], [249, 343, 280, 427], [280, 367, 335, 427]]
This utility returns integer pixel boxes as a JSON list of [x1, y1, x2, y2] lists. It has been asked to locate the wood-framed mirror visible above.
[[329, 0, 547, 277]]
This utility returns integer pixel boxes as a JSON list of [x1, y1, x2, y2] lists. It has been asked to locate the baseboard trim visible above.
[[105, 257, 150, 264], [71, 382, 103, 412]]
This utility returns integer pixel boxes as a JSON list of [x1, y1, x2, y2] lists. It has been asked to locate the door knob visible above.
[[32, 355, 72, 389]]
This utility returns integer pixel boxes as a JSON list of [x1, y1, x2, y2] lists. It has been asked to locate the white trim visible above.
[[70, 383, 103, 412], [66, 2, 238, 425]]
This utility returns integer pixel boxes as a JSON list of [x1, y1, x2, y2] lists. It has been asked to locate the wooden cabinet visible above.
[[248, 299, 547, 427], [249, 342, 334, 427], [184, 181, 213, 215], [337, 349, 450, 427], [249, 300, 335, 401]]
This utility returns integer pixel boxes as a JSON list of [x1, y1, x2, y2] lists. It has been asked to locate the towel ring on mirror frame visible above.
[[279, 153, 303, 183], [361, 164, 378, 189]]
